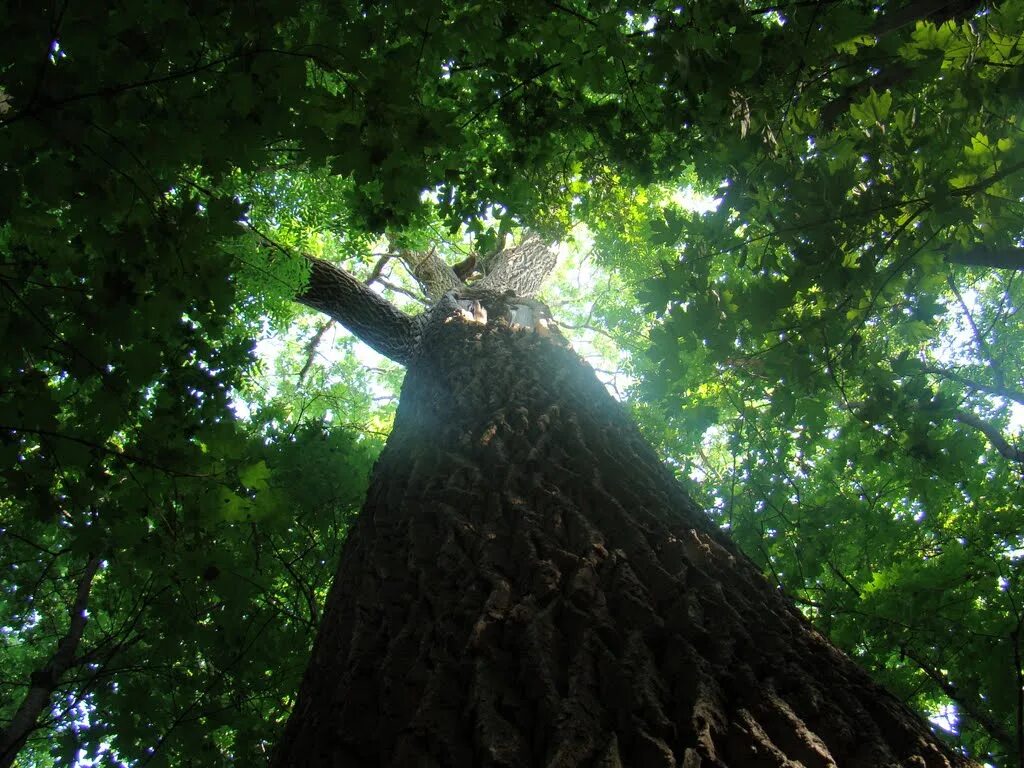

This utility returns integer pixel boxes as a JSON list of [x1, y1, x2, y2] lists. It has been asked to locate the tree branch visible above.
[[947, 273, 1005, 388], [296, 320, 335, 384], [820, 0, 984, 127], [901, 647, 1014, 752], [0, 425, 218, 478], [840, 396, 1024, 463], [953, 409, 1024, 463], [297, 257, 419, 365], [870, 0, 983, 36], [821, 62, 915, 129], [0, 556, 102, 768], [951, 158, 1024, 200], [364, 253, 395, 285], [920, 364, 1024, 407], [378, 278, 429, 305], [1012, 622, 1024, 768], [947, 246, 1024, 271], [397, 247, 461, 301], [474, 234, 557, 298]]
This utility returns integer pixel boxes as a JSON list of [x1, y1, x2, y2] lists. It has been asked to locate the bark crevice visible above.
[[273, 319, 969, 768]]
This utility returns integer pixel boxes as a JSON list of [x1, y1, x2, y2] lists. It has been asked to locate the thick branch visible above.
[[953, 409, 1024, 463], [947, 246, 1024, 271], [821, 0, 984, 127], [398, 248, 461, 301], [298, 257, 418, 365], [841, 396, 1024, 463], [0, 556, 102, 768], [870, 0, 983, 36], [474, 234, 557, 298], [920, 364, 1024, 407], [821, 62, 914, 129], [952, 159, 1024, 200]]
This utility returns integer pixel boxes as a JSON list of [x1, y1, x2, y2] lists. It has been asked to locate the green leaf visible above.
[[239, 460, 271, 491], [835, 33, 876, 55], [850, 89, 892, 125]]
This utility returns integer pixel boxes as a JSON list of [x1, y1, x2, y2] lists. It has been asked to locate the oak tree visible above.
[[2, 0, 1022, 765]]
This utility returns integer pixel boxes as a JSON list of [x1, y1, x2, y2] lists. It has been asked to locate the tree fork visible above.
[[272, 316, 968, 767]]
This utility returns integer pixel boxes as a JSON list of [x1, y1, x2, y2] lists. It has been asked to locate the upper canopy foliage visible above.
[[1, 0, 1023, 765]]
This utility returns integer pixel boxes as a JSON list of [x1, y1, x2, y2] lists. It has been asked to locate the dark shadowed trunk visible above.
[[272, 314, 968, 767]]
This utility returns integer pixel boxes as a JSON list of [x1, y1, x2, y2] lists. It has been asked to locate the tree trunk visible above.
[[272, 319, 969, 768], [0, 555, 102, 768]]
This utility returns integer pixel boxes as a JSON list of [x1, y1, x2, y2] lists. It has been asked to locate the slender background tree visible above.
[[1, 0, 1022, 765]]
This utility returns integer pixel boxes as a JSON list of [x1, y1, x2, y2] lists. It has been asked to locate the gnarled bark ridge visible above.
[[273, 316, 969, 768]]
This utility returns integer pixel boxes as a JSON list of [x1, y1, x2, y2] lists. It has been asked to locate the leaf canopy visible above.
[[1, 0, 1023, 764]]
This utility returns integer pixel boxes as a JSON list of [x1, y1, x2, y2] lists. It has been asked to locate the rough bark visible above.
[[474, 234, 557, 299], [400, 247, 463, 301], [298, 256, 421, 364], [273, 318, 969, 768]]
